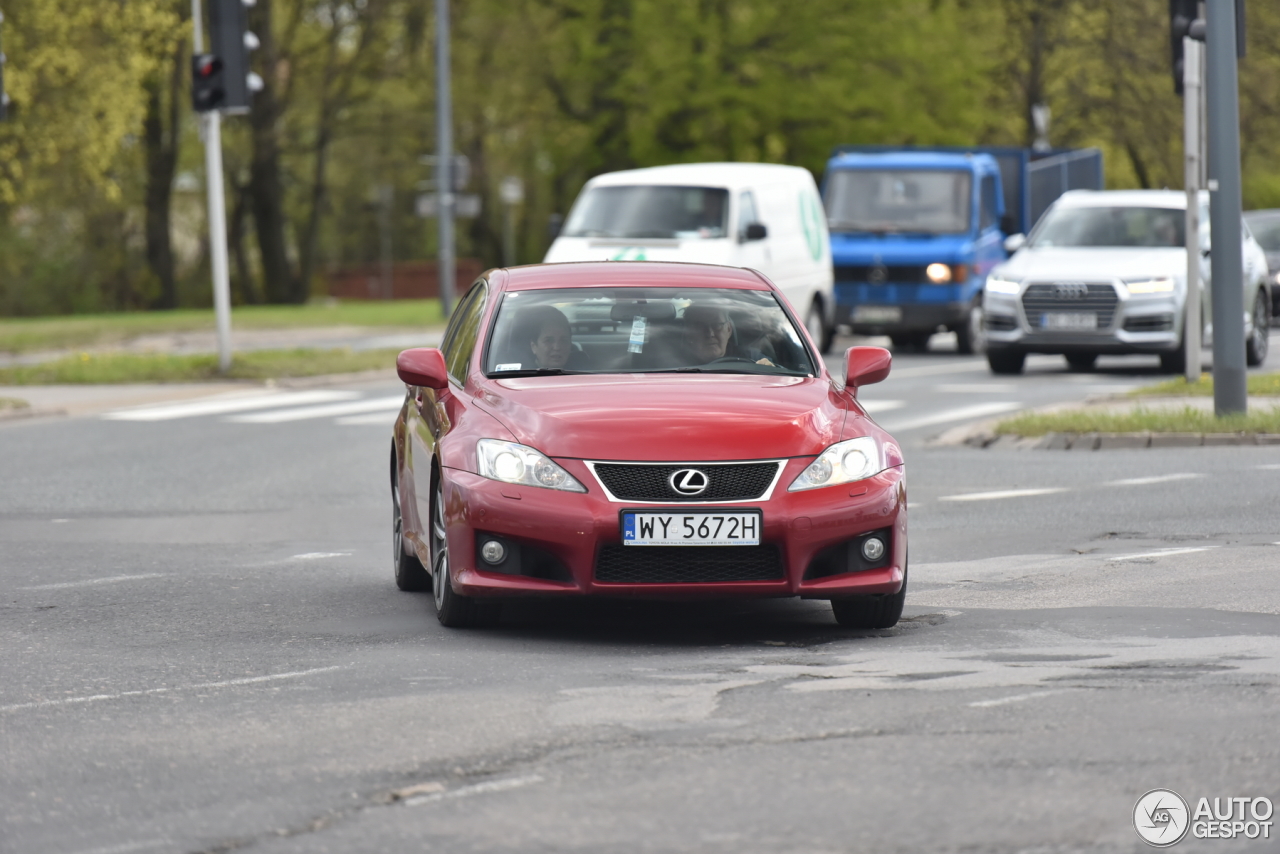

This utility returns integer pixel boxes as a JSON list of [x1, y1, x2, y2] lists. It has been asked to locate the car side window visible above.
[[442, 282, 488, 383], [980, 175, 998, 231], [737, 191, 759, 241]]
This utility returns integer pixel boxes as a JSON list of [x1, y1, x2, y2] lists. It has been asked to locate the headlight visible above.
[[926, 263, 951, 283], [788, 437, 884, 492], [476, 439, 587, 492], [986, 277, 1020, 295], [1124, 277, 1175, 294]]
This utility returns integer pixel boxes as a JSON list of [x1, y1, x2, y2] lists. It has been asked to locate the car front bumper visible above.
[[982, 284, 1184, 354], [440, 461, 907, 601]]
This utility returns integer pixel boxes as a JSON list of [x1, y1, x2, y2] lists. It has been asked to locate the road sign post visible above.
[[1183, 36, 1203, 384]]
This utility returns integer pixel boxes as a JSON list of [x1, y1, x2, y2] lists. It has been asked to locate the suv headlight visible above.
[[1124, 277, 1174, 294], [986, 277, 1020, 295], [477, 439, 587, 492], [788, 437, 884, 492]]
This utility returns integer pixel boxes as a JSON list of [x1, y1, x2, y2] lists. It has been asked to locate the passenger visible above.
[[678, 304, 774, 366], [519, 305, 590, 370]]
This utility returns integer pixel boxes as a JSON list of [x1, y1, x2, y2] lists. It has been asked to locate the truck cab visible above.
[[822, 151, 1006, 353]]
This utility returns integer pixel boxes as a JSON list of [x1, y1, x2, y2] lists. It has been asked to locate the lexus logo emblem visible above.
[[669, 468, 710, 496], [1053, 282, 1089, 300]]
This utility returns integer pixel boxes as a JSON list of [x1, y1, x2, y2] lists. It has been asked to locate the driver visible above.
[[679, 304, 774, 365]]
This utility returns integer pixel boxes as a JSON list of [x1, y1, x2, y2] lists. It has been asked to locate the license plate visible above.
[[854, 306, 902, 324], [622, 511, 761, 546], [1041, 311, 1097, 330]]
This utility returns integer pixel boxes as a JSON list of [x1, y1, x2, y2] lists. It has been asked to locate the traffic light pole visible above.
[[435, 0, 455, 317], [192, 0, 234, 372], [1205, 0, 1247, 415]]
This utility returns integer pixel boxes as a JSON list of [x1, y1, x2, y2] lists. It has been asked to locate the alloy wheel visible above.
[[431, 481, 450, 612]]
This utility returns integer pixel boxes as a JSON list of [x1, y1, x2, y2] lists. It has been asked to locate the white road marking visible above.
[[290, 552, 351, 560], [1105, 547, 1214, 562], [1106, 473, 1204, 487], [335, 411, 400, 426], [68, 841, 171, 854], [227, 396, 404, 424], [1257, 464, 1280, 470], [102, 390, 358, 421], [402, 775, 543, 807], [935, 383, 1017, 393], [859, 399, 906, 414], [0, 665, 344, 713], [969, 690, 1073, 708], [22, 573, 168, 591], [940, 487, 1069, 502], [883, 361, 991, 379], [881, 401, 1021, 432]]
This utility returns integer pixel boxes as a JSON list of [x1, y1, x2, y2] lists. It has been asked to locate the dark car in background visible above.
[[1244, 209, 1280, 324]]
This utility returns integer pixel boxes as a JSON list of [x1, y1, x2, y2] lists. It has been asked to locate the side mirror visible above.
[[843, 346, 892, 392], [1003, 233, 1026, 255], [397, 348, 449, 389], [547, 212, 564, 241], [744, 222, 767, 242]]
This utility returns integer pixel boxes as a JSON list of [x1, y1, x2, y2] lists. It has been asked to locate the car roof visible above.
[[1053, 189, 1190, 210], [491, 261, 774, 292], [584, 162, 811, 190]]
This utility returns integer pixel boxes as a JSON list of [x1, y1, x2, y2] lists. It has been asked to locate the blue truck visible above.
[[821, 145, 1104, 353]]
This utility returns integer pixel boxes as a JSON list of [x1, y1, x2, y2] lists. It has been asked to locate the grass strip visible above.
[[994, 404, 1280, 437], [1132, 372, 1280, 397], [0, 300, 444, 354], [0, 348, 401, 385], [0, 397, 30, 410]]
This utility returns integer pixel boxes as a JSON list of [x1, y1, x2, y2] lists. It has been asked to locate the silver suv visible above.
[[982, 190, 1271, 374]]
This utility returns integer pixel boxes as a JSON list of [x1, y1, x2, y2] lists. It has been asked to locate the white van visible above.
[[543, 162, 836, 351]]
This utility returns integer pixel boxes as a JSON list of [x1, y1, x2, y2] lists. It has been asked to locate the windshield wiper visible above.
[[487, 368, 586, 377]]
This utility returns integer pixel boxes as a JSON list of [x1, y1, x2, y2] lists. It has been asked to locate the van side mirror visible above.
[[744, 223, 767, 242], [397, 348, 449, 389], [1003, 233, 1027, 255], [843, 346, 892, 392], [548, 212, 564, 241]]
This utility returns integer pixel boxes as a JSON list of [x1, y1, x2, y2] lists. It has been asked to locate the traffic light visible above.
[[0, 9, 9, 121], [208, 0, 262, 113], [1169, 0, 1203, 96], [191, 53, 225, 112]]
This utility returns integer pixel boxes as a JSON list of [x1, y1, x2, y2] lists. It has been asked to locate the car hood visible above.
[[998, 247, 1186, 282], [473, 374, 847, 461]]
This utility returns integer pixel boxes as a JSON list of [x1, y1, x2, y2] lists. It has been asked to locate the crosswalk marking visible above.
[[335, 410, 401, 426], [1106, 473, 1203, 487], [102, 390, 359, 421], [939, 487, 1069, 502], [881, 401, 1021, 432], [227, 395, 404, 424]]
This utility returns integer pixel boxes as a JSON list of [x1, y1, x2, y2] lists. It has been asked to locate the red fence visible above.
[[325, 259, 488, 300]]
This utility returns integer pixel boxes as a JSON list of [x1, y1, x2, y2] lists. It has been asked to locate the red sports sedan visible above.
[[390, 261, 906, 628]]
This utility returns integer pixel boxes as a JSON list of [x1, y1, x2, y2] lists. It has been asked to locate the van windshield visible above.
[[561, 186, 729, 239], [825, 169, 971, 234]]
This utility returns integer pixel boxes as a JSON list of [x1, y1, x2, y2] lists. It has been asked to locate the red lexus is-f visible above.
[[390, 262, 906, 628]]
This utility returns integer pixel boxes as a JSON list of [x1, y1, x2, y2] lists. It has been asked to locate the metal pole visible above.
[[1183, 36, 1202, 384], [193, 0, 234, 372], [1205, 0, 1247, 415], [435, 0, 455, 317]]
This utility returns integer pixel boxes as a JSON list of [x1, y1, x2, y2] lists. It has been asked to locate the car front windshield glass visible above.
[[561, 186, 729, 239], [1029, 206, 1186, 248], [483, 287, 816, 377], [824, 169, 972, 234], [1245, 216, 1280, 252]]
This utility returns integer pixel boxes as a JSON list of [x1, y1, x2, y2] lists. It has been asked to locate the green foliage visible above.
[[1131, 372, 1280, 398], [0, 347, 402, 384], [995, 404, 1280, 436]]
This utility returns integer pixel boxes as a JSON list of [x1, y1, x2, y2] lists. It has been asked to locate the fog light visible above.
[[861, 536, 886, 562], [480, 539, 507, 565]]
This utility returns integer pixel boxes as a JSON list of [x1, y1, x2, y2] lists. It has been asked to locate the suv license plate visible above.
[[623, 511, 761, 546], [1041, 312, 1097, 330]]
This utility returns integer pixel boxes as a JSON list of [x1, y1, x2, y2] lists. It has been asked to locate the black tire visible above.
[[1246, 289, 1271, 367], [1064, 352, 1097, 371], [430, 475, 500, 628], [987, 348, 1025, 375], [392, 459, 431, 592], [954, 299, 986, 355], [806, 301, 835, 355], [831, 563, 907, 630], [1160, 334, 1187, 374], [890, 332, 932, 351]]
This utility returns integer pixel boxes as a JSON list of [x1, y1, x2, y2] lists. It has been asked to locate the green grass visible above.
[[0, 300, 444, 354], [1131, 372, 1280, 397], [994, 404, 1280, 437], [0, 348, 401, 384], [0, 396, 30, 410]]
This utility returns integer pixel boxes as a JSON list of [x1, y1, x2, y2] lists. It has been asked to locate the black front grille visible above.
[[1123, 314, 1175, 332], [834, 265, 930, 285], [592, 462, 779, 502], [595, 544, 784, 583], [1022, 283, 1119, 329]]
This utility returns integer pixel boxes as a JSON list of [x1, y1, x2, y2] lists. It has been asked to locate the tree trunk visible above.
[[143, 37, 185, 309]]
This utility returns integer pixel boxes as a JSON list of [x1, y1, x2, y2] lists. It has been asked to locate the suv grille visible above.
[[835, 264, 930, 285], [591, 462, 780, 502], [595, 544, 784, 583], [1022, 283, 1119, 329]]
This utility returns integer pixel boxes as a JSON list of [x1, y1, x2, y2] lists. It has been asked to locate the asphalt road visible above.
[[2, 334, 1278, 854]]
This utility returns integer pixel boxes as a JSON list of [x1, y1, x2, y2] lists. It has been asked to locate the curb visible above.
[[964, 430, 1280, 450], [0, 406, 67, 423]]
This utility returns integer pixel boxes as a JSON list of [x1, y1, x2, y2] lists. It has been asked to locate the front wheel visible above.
[[987, 349, 1026, 375], [831, 564, 907, 629], [392, 463, 430, 592], [954, 299, 986, 355], [430, 477, 499, 628], [1246, 289, 1271, 367], [1064, 352, 1097, 372]]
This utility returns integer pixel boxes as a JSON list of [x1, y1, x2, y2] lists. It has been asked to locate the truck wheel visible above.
[[1246, 289, 1270, 367], [890, 332, 932, 351], [987, 349, 1025, 375], [954, 299, 986, 355], [806, 301, 834, 355]]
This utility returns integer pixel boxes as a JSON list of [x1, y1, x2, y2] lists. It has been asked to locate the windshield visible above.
[[561, 185, 730, 239], [483, 287, 816, 377], [1029, 206, 1186, 248], [1245, 215, 1280, 252], [824, 169, 972, 234]]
